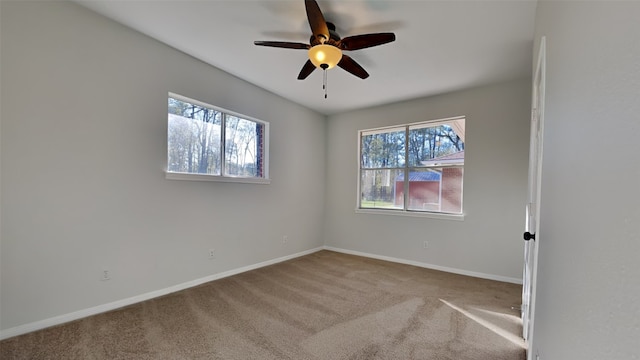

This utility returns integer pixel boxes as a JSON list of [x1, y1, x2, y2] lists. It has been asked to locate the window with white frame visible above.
[[167, 93, 269, 183], [358, 117, 465, 215]]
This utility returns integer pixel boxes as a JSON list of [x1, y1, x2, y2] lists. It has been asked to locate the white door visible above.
[[522, 36, 546, 344]]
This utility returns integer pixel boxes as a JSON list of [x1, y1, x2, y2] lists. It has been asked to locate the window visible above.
[[358, 117, 465, 216], [166, 93, 269, 183]]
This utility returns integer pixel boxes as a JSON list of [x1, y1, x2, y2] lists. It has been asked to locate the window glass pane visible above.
[[408, 123, 464, 167], [360, 128, 405, 168], [360, 169, 404, 209], [224, 115, 264, 178], [168, 97, 222, 175]]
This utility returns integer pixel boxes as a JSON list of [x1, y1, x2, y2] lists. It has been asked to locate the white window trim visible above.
[[165, 172, 270, 184], [355, 208, 465, 221], [166, 93, 270, 183], [360, 116, 464, 136], [356, 116, 465, 220]]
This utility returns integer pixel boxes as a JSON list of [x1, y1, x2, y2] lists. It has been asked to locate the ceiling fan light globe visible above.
[[308, 44, 342, 69]]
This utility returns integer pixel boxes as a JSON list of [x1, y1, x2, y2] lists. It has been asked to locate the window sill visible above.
[[166, 172, 271, 184], [355, 208, 464, 221]]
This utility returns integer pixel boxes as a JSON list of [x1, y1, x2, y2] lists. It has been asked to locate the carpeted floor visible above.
[[0, 250, 526, 359]]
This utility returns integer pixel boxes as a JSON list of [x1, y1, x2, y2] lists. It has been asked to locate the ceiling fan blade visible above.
[[339, 33, 396, 50], [338, 55, 369, 79], [254, 41, 310, 50], [297, 59, 317, 80], [305, 0, 329, 42]]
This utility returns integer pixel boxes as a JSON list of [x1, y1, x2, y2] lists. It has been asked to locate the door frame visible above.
[[523, 36, 546, 355]]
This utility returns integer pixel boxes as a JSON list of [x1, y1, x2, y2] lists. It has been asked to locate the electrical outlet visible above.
[[101, 269, 111, 281], [282, 235, 288, 244], [209, 248, 216, 259], [423, 241, 428, 249]]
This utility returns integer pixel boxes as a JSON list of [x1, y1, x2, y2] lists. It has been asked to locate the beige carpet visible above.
[[0, 250, 526, 359]]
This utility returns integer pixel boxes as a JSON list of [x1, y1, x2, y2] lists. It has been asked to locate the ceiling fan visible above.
[[254, 0, 396, 81]]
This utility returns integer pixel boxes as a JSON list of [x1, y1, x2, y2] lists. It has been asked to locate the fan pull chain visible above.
[[320, 63, 329, 99], [323, 68, 328, 99]]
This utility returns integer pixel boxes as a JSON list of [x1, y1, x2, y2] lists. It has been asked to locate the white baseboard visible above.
[[323, 246, 523, 285], [0, 247, 324, 341]]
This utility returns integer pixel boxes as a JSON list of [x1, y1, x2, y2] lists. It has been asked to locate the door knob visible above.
[[523, 232, 535, 241]]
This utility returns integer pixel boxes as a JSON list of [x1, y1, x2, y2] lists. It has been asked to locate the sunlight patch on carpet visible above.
[[439, 299, 526, 348]]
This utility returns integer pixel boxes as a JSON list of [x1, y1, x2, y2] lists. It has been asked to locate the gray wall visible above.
[[0, 1, 326, 332], [325, 79, 531, 281], [531, 1, 640, 359]]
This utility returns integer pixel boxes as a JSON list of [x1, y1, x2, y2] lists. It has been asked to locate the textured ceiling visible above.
[[75, 0, 537, 115]]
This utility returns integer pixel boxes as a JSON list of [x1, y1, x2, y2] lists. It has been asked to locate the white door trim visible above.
[[524, 35, 546, 359]]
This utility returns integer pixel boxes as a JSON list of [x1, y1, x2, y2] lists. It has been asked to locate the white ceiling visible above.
[[74, 0, 537, 115]]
